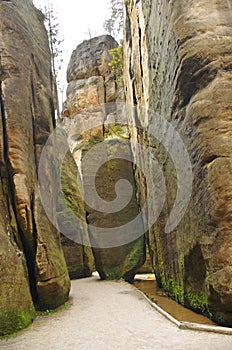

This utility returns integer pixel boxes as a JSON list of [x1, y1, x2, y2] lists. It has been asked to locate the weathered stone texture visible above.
[[84, 137, 145, 282], [124, 0, 232, 326], [66, 76, 105, 116], [67, 35, 118, 82], [57, 145, 94, 279], [0, 176, 35, 335], [0, 0, 70, 334], [64, 35, 145, 281]]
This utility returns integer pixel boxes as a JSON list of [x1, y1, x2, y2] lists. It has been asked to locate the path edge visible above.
[[133, 286, 232, 335]]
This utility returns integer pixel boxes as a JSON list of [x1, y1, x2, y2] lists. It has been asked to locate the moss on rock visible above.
[[0, 308, 35, 336]]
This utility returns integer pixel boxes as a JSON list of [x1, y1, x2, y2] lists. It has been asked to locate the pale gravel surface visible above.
[[1, 276, 232, 350]]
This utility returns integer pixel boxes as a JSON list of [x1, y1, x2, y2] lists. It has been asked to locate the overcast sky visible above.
[[33, 0, 111, 97]]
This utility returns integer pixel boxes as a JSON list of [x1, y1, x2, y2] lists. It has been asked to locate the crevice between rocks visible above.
[[202, 154, 227, 168], [138, 24, 144, 80]]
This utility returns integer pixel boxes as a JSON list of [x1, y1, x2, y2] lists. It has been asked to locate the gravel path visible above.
[[1, 276, 232, 350]]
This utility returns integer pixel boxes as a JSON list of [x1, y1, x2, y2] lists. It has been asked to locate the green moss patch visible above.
[[104, 266, 122, 280], [185, 291, 211, 316], [161, 276, 184, 303], [160, 274, 212, 318], [0, 308, 35, 336]]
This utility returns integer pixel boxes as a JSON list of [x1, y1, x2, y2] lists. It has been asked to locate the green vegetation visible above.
[[160, 273, 212, 317], [0, 301, 70, 337], [37, 301, 69, 317], [105, 266, 122, 280], [111, 124, 124, 134], [123, 238, 145, 273], [88, 135, 104, 144], [185, 291, 211, 316], [0, 308, 35, 337], [108, 44, 123, 83], [60, 160, 84, 219], [104, 1, 124, 84], [160, 275, 184, 303]]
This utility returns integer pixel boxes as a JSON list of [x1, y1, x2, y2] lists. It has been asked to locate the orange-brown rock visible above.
[[66, 76, 105, 116]]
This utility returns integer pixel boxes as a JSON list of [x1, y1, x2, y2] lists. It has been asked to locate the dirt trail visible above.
[[1, 277, 232, 350]]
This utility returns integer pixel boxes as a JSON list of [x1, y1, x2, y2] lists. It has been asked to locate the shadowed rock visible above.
[[124, 0, 232, 326], [57, 135, 95, 279]]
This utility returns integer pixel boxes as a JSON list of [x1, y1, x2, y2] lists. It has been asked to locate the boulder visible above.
[[67, 35, 118, 82]]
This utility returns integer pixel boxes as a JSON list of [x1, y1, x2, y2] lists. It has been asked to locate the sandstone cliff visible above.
[[0, 0, 70, 335], [124, 0, 232, 326], [63, 35, 145, 281]]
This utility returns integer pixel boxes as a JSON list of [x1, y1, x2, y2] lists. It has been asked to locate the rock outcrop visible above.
[[124, 0, 232, 326], [0, 0, 70, 334], [63, 35, 145, 281]]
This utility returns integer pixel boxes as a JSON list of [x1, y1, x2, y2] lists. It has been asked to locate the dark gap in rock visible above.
[[29, 191, 39, 305], [49, 96, 56, 129], [125, 8, 132, 46], [138, 24, 144, 79], [202, 154, 227, 167], [175, 56, 217, 109], [184, 244, 207, 315], [177, 35, 194, 48], [30, 76, 38, 169]]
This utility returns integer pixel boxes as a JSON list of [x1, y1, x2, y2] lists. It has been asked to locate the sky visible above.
[[33, 0, 111, 100]]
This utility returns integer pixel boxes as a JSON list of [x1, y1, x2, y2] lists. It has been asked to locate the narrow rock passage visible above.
[[1, 277, 232, 350]]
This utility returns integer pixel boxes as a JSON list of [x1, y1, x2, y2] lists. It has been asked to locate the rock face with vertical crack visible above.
[[124, 0, 232, 326], [63, 35, 145, 282], [0, 0, 70, 334]]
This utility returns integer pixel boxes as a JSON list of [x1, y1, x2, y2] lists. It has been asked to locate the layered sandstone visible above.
[[124, 0, 232, 326]]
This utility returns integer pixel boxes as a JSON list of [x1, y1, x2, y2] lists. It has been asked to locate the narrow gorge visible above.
[[0, 0, 232, 336]]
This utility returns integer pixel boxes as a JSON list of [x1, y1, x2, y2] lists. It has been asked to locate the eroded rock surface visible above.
[[64, 35, 145, 281], [0, 0, 70, 334], [67, 35, 118, 82], [124, 0, 232, 326]]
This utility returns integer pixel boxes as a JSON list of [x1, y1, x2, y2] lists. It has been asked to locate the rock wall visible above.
[[124, 0, 232, 326], [57, 145, 94, 279], [63, 35, 145, 282], [0, 0, 70, 334]]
